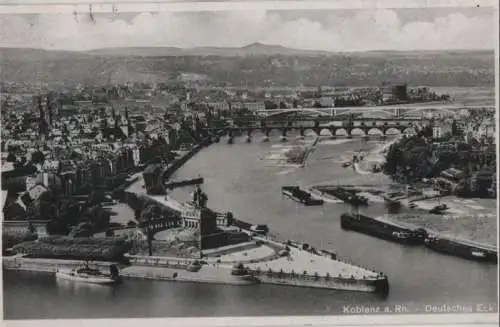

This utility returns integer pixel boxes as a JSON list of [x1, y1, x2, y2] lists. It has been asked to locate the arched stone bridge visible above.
[[206, 118, 422, 139]]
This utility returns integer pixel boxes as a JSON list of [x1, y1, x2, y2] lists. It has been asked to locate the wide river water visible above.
[[3, 132, 498, 319]]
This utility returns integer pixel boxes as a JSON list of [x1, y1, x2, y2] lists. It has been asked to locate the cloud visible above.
[[0, 9, 494, 51]]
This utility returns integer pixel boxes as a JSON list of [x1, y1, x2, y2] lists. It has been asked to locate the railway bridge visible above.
[[255, 104, 494, 119]]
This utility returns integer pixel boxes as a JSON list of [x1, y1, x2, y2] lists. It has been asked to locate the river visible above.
[[3, 132, 498, 319]]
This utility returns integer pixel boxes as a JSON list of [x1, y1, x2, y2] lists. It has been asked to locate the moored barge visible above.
[[321, 187, 368, 206], [424, 234, 498, 264], [340, 213, 427, 245], [282, 186, 324, 206]]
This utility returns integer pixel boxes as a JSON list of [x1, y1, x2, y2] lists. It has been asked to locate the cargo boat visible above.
[[321, 187, 368, 206], [340, 213, 428, 245], [424, 234, 498, 264], [282, 186, 324, 206]]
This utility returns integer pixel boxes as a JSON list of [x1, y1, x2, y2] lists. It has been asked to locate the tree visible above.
[[88, 190, 106, 205], [140, 204, 159, 256], [31, 150, 45, 165], [6, 152, 16, 162], [225, 211, 234, 227], [264, 100, 278, 110]]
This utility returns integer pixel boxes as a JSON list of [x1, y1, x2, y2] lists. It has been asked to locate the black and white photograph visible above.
[[0, 0, 498, 323]]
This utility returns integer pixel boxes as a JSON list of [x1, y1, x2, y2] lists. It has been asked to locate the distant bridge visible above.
[[206, 118, 424, 139], [255, 104, 494, 119]]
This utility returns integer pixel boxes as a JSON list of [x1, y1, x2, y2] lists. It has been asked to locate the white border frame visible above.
[[1, 0, 498, 326], [0, 0, 498, 14]]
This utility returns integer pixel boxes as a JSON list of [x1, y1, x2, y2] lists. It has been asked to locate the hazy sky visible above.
[[0, 7, 495, 51]]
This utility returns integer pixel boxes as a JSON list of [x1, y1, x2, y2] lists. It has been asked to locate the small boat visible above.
[[231, 263, 260, 283], [342, 162, 352, 168], [56, 263, 120, 285], [429, 203, 448, 214], [179, 143, 192, 151], [392, 231, 412, 240], [471, 251, 486, 258], [186, 260, 203, 272]]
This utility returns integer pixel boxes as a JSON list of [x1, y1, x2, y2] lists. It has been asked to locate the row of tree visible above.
[[383, 132, 496, 198]]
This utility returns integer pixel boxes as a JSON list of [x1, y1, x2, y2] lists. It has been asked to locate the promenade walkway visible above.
[[245, 246, 380, 279], [121, 265, 255, 285]]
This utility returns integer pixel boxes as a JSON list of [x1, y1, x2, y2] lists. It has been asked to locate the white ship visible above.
[[56, 263, 120, 285]]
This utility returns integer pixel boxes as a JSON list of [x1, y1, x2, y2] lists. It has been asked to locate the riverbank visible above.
[[4, 127, 497, 319], [84, 136, 388, 294], [324, 134, 498, 246], [2, 231, 389, 294]]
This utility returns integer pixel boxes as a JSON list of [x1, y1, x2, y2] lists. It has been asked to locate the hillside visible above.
[[0, 45, 495, 88]]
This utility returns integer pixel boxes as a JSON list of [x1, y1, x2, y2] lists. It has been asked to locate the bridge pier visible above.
[[280, 129, 288, 142], [245, 130, 252, 143], [299, 127, 305, 137], [261, 128, 270, 142], [227, 129, 234, 144]]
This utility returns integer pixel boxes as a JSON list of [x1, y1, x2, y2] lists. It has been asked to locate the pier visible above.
[[164, 177, 204, 190]]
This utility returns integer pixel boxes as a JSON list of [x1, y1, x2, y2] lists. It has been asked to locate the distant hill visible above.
[[0, 47, 91, 62], [0, 45, 495, 88], [85, 43, 331, 57]]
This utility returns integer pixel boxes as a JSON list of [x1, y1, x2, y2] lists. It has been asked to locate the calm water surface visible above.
[[3, 133, 498, 319]]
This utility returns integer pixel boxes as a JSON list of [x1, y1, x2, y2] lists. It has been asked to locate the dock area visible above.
[[120, 265, 257, 286], [1, 137, 390, 294], [120, 235, 387, 293], [245, 244, 380, 280]]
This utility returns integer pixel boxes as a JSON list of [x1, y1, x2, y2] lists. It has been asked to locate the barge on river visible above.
[[282, 186, 324, 206], [321, 187, 368, 206], [424, 234, 498, 264], [340, 213, 428, 245]]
